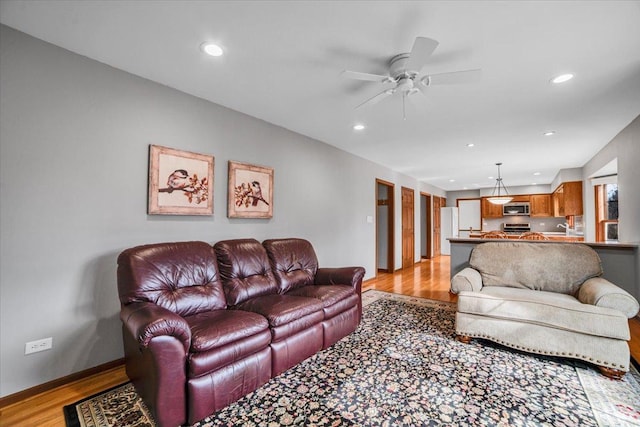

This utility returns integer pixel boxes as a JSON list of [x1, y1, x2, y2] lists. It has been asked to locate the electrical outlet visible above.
[[25, 337, 53, 355]]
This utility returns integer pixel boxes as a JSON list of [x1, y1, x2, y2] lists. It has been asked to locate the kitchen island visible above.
[[449, 237, 640, 300], [468, 232, 584, 241]]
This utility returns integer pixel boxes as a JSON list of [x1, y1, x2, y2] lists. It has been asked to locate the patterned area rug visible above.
[[64, 290, 640, 426]]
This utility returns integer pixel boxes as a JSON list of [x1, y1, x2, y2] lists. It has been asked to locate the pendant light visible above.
[[487, 162, 513, 205]]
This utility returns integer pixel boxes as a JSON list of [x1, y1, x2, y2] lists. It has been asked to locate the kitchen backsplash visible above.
[[482, 216, 567, 233]]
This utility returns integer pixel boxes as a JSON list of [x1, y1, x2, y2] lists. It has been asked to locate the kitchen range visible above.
[[502, 223, 531, 234]]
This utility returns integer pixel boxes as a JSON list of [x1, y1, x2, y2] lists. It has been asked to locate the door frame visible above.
[[401, 186, 415, 270], [375, 179, 394, 275], [421, 192, 432, 259]]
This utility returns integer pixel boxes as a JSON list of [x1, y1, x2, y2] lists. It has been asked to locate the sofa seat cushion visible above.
[[186, 309, 272, 377], [470, 242, 603, 295], [457, 287, 630, 340], [186, 309, 269, 353], [286, 285, 358, 318], [237, 294, 323, 327]]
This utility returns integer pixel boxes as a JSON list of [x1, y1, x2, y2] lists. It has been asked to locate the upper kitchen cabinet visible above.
[[553, 181, 583, 217], [510, 195, 531, 203], [481, 197, 503, 218], [530, 194, 552, 217]]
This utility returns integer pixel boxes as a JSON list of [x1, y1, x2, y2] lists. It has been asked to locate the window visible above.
[[595, 183, 618, 241]]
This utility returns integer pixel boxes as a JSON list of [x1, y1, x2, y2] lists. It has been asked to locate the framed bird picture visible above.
[[148, 145, 214, 215], [227, 160, 273, 218]]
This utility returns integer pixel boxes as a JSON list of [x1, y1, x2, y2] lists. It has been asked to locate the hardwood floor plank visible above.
[[1, 255, 637, 426], [0, 365, 128, 426]]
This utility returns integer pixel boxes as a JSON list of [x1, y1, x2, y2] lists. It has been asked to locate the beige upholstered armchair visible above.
[[450, 241, 639, 379]]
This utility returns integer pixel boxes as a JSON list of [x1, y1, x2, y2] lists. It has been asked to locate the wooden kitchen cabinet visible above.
[[481, 197, 503, 218], [563, 181, 583, 216], [553, 181, 583, 217], [510, 195, 531, 203], [530, 194, 552, 217]]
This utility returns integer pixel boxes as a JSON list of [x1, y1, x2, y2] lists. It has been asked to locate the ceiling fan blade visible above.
[[423, 68, 482, 86], [406, 37, 439, 71], [341, 70, 392, 83], [355, 88, 395, 109]]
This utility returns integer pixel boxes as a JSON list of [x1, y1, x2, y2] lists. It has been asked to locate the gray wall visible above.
[[582, 115, 640, 300], [582, 115, 640, 244], [0, 25, 445, 397]]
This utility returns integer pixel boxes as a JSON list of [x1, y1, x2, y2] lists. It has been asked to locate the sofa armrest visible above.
[[450, 268, 483, 294], [120, 302, 191, 352], [578, 277, 640, 318], [315, 267, 366, 294]]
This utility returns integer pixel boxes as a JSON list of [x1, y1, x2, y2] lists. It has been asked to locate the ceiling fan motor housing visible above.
[[389, 53, 418, 80]]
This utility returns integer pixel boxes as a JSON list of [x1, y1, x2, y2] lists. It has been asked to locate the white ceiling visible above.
[[2, 0, 640, 191]]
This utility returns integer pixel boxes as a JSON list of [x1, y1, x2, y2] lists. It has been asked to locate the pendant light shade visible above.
[[487, 162, 513, 205]]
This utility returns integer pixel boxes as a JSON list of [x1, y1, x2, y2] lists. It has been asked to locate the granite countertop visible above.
[[468, 231, 583, 239], [450, 237, 638, 249]]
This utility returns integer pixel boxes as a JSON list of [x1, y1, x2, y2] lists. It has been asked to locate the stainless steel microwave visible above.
[[503, 202, 530, 216]]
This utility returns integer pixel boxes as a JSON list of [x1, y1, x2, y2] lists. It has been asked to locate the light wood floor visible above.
[[1, 255, 638, 426]]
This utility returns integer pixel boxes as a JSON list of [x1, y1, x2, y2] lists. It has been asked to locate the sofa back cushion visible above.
[[117, 241, 226, 317], [214, 238, 279, 306], [263, 238, 318, 293], [470, 242, 603, 295]]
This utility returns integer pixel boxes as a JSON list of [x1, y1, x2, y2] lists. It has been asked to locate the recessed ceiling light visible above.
[[543, 131, 556, 136], [532, 182, 537, 186], [201, 42, 224, 57], [449, 179, 456, 182], [466, 143, 475, 147], [551, 73, 574, 84], [533, 172, 541, 176], [488, 176, 494, 180], [353, 124, 365, 131]]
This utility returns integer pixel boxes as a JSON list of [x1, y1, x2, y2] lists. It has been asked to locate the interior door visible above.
[[401, 187, 415, 269], [376, 179, 394, 273]]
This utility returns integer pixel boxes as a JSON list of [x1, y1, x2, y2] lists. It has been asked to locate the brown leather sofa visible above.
[[117, 238, 364, 426]]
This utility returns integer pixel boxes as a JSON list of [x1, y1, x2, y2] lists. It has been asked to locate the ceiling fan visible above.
[[341, 36, 481, 118]]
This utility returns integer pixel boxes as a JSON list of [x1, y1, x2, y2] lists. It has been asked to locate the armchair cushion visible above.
[[578, 277, 640, 318], [457, 287, 630, 340], [450, 267, 483, 293], [470, 242, 603, 294]]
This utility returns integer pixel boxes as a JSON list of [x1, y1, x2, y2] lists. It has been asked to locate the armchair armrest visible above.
[[315, 267, 366, 293], [578, 277, 640, 318], [450, 268, 483, 294], [120, 302, 192, 352]]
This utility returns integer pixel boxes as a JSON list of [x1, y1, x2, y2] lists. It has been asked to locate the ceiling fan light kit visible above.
[[341, 36, 481, 119], [487, 162, 513, 205]]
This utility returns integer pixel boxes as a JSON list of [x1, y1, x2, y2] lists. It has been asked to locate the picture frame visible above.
[[148, 145, 214, 215], [227, 161, 274, 218]]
